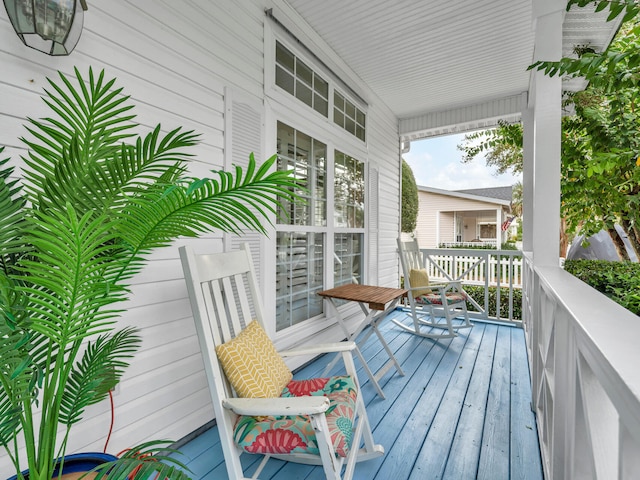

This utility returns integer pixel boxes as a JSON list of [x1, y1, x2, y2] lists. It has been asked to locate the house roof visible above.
[[417, 185, 511, 207], [455, 186, 513, 202], [282, 1, 622, 141]]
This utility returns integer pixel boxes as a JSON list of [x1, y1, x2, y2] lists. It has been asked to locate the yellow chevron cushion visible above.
[[216, 320, 293, 398], [409, 268, 433, 296]]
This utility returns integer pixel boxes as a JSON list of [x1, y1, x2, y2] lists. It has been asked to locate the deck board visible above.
[[477, 325, 512, 480], [442, 324, 498, 479], [174, 310, 542, 479]]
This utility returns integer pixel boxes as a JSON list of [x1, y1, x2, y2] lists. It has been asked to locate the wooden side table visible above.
[[318, 284, 407, 399]]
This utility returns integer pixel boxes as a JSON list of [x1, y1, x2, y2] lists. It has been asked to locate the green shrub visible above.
[[464, 285, 523, 320], [564, 259, 640, 315], [401, 159, 418, 233]]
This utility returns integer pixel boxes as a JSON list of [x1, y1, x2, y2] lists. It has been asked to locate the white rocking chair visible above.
[[394, 238, 473, 339], [179, 243, 383, 480]]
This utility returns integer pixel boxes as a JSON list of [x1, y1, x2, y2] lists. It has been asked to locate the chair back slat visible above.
[[179, 243, 266, 399], [204, 278, 228, 345], [398, 239, 424, 284], [233, 272, 255, 330], [219, 274, 244, 339]]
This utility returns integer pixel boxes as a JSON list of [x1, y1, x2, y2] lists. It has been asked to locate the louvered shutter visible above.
[[224, 88, 264, 285]]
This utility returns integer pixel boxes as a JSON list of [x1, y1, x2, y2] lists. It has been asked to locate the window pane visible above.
[[276, 66, 294, 95], [480, 224, 497, 238], [345, 100, 356, 119], [277, 122, 327, 227], [334, 91, 344, 110], [296, 58, 313, 86], [334, 150, 365, 228], [314, 94, 328, 116], [315, 76, 328, 97], [334, 233, 363, 286], [345, 116, 356, 135], [276, 232, 325, 331], [276, 41, 295, 73], [295, 80, 313, 107], [333, 108, 344, 128]]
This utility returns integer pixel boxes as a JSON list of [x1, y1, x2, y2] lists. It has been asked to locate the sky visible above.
[[403, 132, 521, 191]]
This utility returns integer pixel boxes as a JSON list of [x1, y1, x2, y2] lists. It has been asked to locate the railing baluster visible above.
[[420, 247, 523, 324]]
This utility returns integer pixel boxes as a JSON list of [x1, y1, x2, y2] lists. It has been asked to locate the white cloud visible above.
[[403, 134, 521, 191]]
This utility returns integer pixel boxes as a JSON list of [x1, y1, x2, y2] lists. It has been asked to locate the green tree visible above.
[[401, 159, 419, 233], [460, 6, 640, 260], [528, 1, 640, 259], [458, 120, 523, 175]]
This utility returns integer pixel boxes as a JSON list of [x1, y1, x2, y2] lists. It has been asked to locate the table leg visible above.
[[353, 303, 405, 381], [368, 299, 405, 379], [321, 298, 386, 399]]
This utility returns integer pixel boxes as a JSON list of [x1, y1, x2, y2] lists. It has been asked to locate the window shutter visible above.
[[368, 167, 379, 284], [224, 88, 264, 283]]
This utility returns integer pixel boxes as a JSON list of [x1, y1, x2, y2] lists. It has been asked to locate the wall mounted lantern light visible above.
[[3, 0, 87, 55]]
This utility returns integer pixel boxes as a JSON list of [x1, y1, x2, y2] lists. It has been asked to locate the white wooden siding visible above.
[[0, 0, 401, 472]]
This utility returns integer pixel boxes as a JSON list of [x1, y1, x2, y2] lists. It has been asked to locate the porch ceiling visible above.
[[285, 0, 621, 140]]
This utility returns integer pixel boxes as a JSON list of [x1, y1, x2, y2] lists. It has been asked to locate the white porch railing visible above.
[[522, 252, 640, 480], [439, 241, 497, 248], [420, 248, 523, 323]]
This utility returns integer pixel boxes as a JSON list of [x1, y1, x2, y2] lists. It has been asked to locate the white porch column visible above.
[[496, 208, 502, 249], [522, 101, 534, 252], [530, 4, 563, 267]]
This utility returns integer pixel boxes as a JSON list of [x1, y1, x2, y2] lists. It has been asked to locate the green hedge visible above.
[[464, 285, 522, 320], [564, 259, 640, 315]]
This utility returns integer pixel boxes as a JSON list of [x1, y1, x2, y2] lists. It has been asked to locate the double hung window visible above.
[[272, 39, 367, 332], [275, 124, 365, 331]]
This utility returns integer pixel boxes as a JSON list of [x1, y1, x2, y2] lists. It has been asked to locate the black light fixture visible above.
[[3, 0, 87, 56]]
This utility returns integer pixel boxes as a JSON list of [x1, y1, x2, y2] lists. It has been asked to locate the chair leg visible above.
[[341, 351, 385, 466], [391, 298, 458, 339], [309, 413, 343, 480], [218, 409, 249, 479]]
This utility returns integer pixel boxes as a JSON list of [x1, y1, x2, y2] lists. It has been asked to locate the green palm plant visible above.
[[0, 68, 302, 480]]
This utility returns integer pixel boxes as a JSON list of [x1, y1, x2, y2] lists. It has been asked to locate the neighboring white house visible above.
[[411, 185, 514, 248]]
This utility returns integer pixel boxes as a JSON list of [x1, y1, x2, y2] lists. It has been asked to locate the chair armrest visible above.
[[279, 341, 356, 357], [222, 396, 330, 416]]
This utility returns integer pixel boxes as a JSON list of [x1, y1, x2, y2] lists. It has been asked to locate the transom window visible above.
[[334, 91, 366, 141], [276, 41, 329, 117], [274, 40, 366, 142]]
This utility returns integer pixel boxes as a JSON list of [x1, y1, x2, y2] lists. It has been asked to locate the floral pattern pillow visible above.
[[233, 375, 357, 457]]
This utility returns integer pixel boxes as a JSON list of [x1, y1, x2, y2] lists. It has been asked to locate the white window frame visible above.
[[263, 29, 369, 342]]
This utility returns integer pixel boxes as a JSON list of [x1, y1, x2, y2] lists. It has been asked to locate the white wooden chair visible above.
[[395, 238, 473, 339], [179, 243, 383, 480]]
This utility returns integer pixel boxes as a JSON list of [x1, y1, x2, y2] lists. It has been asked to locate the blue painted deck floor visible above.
[[174, 311, 543, 479]]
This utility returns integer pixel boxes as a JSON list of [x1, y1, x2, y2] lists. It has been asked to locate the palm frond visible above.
[[83, 126, 197, 214], [0, 150, 28, 260], [0, 271, 35, 447], [60, 327, 140, 425], [111, 153, 303, 281], [22, 67, 137, 207], [16, 205, 127, 345], [92, 441, 191, 480]]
